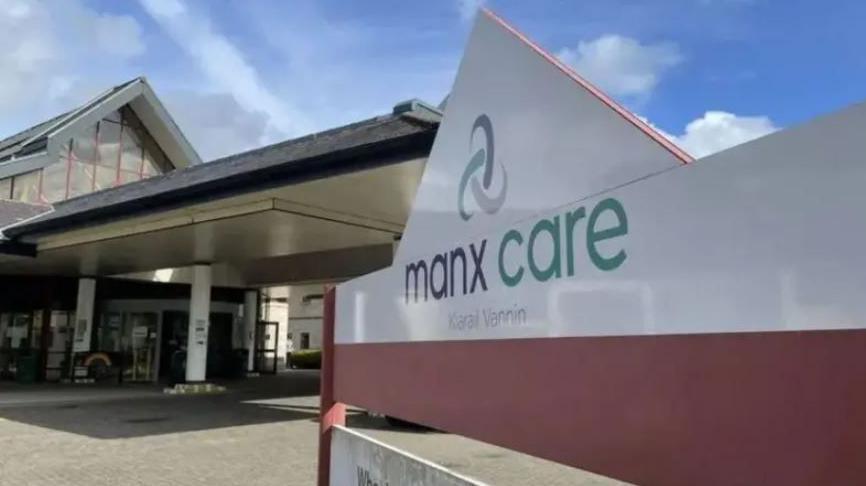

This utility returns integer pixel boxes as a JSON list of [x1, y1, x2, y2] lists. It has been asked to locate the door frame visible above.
[[254, 320, 279, 374]]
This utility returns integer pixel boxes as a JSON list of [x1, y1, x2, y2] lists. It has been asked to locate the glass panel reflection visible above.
[[120, 126, 143, 172], [12, 171, 41, 203], [71, 124, 98, 163], [68, 160, 93, 199], [93, 165, 116, 191], [0, 178, 11, 199], [119, 170, 140, 185], [41, 158, 68, 202], [123, 313, 157, 382], [97, 120, 121, 167], [4, 105, 175, 205]]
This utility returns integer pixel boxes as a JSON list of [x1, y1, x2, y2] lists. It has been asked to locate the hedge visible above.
[[290, 350, 322, 369]]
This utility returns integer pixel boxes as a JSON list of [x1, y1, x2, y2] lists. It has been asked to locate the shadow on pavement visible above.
[[0, 372, 323, 439]]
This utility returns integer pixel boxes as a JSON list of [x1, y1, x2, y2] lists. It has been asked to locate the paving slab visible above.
[[0, 372, 625, 485]]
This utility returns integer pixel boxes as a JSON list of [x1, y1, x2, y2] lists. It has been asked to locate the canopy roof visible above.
[[0, 100, 441, 287]]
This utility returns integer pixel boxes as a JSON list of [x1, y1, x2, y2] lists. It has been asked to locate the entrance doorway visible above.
[[159, 311, 236, 380], [45, 311, 74, 382], [206, 312, 233, 378], [121, 312, 158, 382], [159, 311, 187, 381], [254, 321, 279, 374]]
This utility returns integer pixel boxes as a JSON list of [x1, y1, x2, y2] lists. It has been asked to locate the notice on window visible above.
[[194, 319, 208, 346]]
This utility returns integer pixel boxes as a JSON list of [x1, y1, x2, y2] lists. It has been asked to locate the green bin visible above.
[[15, 352, 40, 384]]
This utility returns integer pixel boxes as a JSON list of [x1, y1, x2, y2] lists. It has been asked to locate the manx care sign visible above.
[[333, 9, 866, 486]]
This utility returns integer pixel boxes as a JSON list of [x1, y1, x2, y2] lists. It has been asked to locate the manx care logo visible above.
[[405, 113, 631, 305], [458, 114, 508, 221]]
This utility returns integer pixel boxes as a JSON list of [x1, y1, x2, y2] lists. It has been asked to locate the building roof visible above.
[[0, 200, 51, 229], [0, 77, 202, 184], [0, 78, 139, 163], [2, 102, 440, 242], [0, 111, 71, 160]]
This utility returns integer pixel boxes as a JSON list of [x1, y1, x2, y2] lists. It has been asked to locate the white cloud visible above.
[[138, 0, 312, 143], [0, 0, 456, 162], [457, 0, 486, 22], [146, 1, 455, 161], [558, 35, 682, 99], [90, 14, 145, 58], [236, 1, 456, 134], [669, 111, 778, 158], [164, 91, 270, 161], [0, 0, 145, 131]]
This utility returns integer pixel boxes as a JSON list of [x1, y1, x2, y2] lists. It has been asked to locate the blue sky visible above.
[[1, 0, 865, 160]]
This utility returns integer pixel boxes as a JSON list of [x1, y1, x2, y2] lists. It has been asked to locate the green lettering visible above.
[[586, 198, 628, 271], [565, 206, 587, 276], [528, 216, 561, 281], [498, 229, 524, 287]]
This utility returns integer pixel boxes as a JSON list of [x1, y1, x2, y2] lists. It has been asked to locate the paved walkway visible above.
[[0, 382, 165, 408], [0, 372, 626, 485]]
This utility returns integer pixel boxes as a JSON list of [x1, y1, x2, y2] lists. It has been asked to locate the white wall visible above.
[[261, 287, 289, 370], [286, 284, 326, 351], [253, 284, 331, 370]]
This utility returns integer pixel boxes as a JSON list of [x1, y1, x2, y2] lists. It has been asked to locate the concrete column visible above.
[[72, 278, 96, 353], [243, 290, 257, 372], [392, 235, 401, 261], [186, 264, 211, 382], [274, 287, 290, 371]]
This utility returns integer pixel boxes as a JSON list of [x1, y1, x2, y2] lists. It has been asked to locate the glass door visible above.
[[122, 312, 158, 382], [0, 313, 35, 381], [254, 321, 278, 374], [45, 311, 74, 382], [0, 314, 10, 379]]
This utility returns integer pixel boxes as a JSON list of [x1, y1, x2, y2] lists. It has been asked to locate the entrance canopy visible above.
[[0, 101, 439, 287]]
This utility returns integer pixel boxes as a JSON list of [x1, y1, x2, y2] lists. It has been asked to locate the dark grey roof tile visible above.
[[0, 200, 52, 230]]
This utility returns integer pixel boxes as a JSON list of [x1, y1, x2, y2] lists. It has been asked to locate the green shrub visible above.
[[290, 349, 322, 369]]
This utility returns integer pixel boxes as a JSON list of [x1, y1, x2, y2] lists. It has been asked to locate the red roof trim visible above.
[[481, 8, 694, 165]]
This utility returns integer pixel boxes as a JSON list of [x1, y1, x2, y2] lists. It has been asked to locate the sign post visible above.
[[317, 287, 345, 486]]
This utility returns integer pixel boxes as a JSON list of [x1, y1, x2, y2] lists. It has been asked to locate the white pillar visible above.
[[243, 290, 257, 372], [275, 287, 290, 371], [186, 264, 211, 382], [392, 235, 401, 261], [72, 278, 96, 353]]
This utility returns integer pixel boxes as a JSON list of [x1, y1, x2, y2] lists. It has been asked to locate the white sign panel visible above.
[[336, 11, 866, 344], [330, 426, 486, 486], [72, 318, 91, 352], [396, 12, 685, 264]]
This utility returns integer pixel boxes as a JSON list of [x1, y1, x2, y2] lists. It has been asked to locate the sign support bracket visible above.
[[317, 287, 345, 486]]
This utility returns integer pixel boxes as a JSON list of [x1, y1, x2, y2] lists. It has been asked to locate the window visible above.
[[12, 171, 41, 203], [14, 106, 175, 204], [71, 123, 98, 163], [120, 127, 142, 173], [300, 332, 310, 350], [8, 313, 32, 349], [98, 313, 123, 352], [0, 314, 9, 348], [142, 150, 160, 177], [41, 159, 67, 203], [67, 160, 93, 199], [93, 165, 116, 192], [97, 119, 121, 166], [0, 178, 11, 199]]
